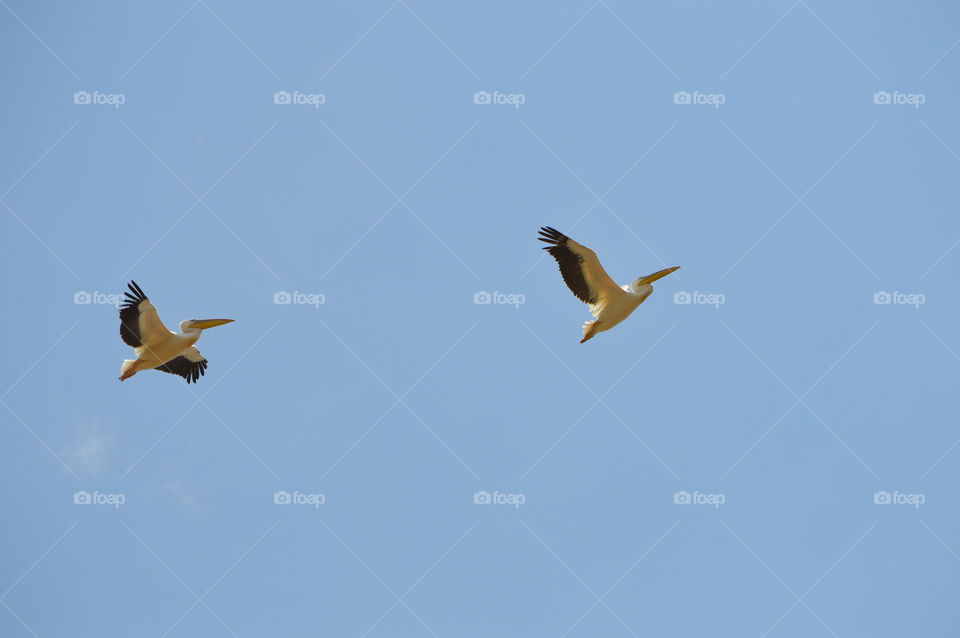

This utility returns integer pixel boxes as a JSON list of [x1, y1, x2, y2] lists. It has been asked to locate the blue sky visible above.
[[2, 1, 959, 636]]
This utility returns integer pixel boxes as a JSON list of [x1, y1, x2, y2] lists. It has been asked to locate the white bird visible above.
[[538, 227, 680, 343], [118, 281, 233, 383]]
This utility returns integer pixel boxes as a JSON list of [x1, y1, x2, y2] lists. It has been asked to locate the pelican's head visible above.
[[629, 266, 681, 293], [180, 318, 234, 333]]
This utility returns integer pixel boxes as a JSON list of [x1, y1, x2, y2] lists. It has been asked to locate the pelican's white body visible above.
[[583, 282, 653, 340], [120, 322, 202, 377]]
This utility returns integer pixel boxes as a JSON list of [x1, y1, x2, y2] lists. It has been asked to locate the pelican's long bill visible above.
[[188, 319, 235, 329], [636, 266, 681, 285]]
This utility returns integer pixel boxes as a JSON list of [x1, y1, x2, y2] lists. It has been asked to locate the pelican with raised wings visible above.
[[118, 281, 233, 383], [538, 226, 679, 343]]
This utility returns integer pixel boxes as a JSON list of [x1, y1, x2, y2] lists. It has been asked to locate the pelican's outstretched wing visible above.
[[538, 227, 622, 305], [155, 346, 208, 384], [119, 281, 170, 348]]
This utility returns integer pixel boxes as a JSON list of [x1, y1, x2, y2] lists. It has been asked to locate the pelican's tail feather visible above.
[[120, 359, 137, 378], [580, 320, 600, 344]]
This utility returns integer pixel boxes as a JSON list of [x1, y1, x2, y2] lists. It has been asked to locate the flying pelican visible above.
[[538, 226, 680, 343], [118, 281, 233, 383]]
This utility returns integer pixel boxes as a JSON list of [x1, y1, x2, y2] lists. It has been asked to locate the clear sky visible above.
[[2, 1, 959, 636]]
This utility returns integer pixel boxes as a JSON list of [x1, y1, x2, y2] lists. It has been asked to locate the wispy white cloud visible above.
[[159, 479, 202, 510], [63, 425, 115, 475]]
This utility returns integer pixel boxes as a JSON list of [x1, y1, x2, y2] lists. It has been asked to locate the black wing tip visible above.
[[538, 226, 567, 248], [121, 280, 147, 310], [186, 360, 208, 384]]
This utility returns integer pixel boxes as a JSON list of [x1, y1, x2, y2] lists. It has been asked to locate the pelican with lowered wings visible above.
[[118, 281, 233, 383], [538, 226, 679, 343]]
